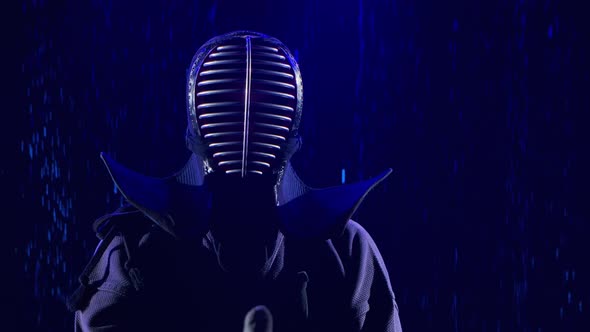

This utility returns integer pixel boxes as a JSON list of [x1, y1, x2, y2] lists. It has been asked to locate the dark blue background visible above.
[[9, 0, 589, 331]]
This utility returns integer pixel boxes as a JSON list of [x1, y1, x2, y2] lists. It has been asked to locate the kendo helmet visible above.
[[185, 31, 303, 182]]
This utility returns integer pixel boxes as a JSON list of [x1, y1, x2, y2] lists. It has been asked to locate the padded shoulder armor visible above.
[[67, 203, 152, 312]]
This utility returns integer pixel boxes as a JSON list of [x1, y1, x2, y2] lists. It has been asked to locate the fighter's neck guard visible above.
[[100, 152, 391, 241]]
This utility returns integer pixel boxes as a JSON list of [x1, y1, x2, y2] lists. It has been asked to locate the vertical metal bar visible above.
[[242, 37, 252, 177]]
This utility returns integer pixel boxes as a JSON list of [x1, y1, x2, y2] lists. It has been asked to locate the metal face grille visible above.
[[193, 36, 299, 177]]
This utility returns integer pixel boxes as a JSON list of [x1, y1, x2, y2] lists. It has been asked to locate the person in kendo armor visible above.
[[68, 31, 403, 332]]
